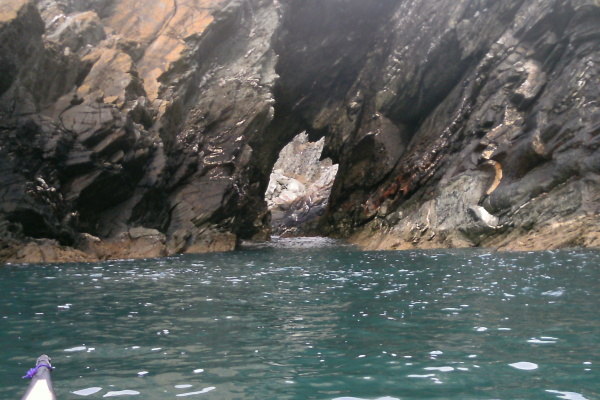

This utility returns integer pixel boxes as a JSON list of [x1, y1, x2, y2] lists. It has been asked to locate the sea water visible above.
[[1, 238, 598, 399]]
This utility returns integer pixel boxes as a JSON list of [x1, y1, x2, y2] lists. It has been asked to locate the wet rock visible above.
[[313, 0, 600, 251], [1, 0, 599, 264], [184, 230, 237, 254], [74, 228, 167, 260], [7, 239, 95, 264]]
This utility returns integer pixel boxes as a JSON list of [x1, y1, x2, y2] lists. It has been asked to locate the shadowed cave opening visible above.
[[265, 132, 339, 237]]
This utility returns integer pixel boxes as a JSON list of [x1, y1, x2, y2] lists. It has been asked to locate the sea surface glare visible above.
[[1, 238, 598, 399]]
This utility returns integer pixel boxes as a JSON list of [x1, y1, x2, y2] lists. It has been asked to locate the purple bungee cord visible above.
[[23, 364, 53, 379]]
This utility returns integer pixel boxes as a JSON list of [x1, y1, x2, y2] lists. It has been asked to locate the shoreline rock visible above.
[[4, 216, 598, 266], [1, 0, 598, 265], [349, 215, 600, 253], [1, 226, 237, 265]]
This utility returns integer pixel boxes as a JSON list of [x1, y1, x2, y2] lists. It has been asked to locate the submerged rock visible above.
[[0, 0, 598, 263]]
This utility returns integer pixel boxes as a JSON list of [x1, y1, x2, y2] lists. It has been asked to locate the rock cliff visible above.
[[0, 0, 598, 263]]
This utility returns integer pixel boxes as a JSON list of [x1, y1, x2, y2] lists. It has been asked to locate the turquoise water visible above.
[[1, 238, 598, 400]]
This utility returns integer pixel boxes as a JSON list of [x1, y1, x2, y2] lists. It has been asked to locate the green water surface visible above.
[[1, 238, 598, 399]]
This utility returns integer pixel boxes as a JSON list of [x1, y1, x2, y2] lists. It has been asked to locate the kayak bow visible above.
[[21, 355, 56, 400]]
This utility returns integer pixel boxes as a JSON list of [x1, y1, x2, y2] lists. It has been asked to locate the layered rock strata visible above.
[[271, 0, 600, 252], [0, 0, 598, 263], [1, 0, 279, 263], [323, 0, 600, 251]]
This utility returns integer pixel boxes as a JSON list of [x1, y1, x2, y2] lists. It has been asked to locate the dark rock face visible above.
[[1, 0, 598, 263], [331, 0, 600, 251]]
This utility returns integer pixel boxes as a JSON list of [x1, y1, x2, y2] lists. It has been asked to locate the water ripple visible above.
[[0, 246, 598, 400]]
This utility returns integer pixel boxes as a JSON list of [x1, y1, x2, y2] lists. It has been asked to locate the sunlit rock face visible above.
[[0, 0, 279, 262], [0, 0, 598, 263]]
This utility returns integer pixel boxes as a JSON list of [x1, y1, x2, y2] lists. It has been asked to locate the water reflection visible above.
[[0, 245, 598, 399]]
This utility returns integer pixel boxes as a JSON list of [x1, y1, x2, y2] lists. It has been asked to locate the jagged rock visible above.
[[7, 239, 95, 264], [314, 0, 600, 251], [1, 0, 599, 264], [45, 10, 106, 52], [510, 59, 547, 109], [0, 1, 46, 112], [61, 102, 118, 141], [105, 0, 227, 101], [87, 49, 143, 102], [266, 132, 339, 236], [1, 1, 82, 116]]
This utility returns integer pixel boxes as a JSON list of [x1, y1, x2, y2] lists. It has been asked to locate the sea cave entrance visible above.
[[265, 132, 339, 237]]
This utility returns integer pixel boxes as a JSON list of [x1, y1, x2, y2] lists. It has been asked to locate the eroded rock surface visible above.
[[1, 0, 598, 264], [330, 0, 600, 251], [266, 132, 338, 236]]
